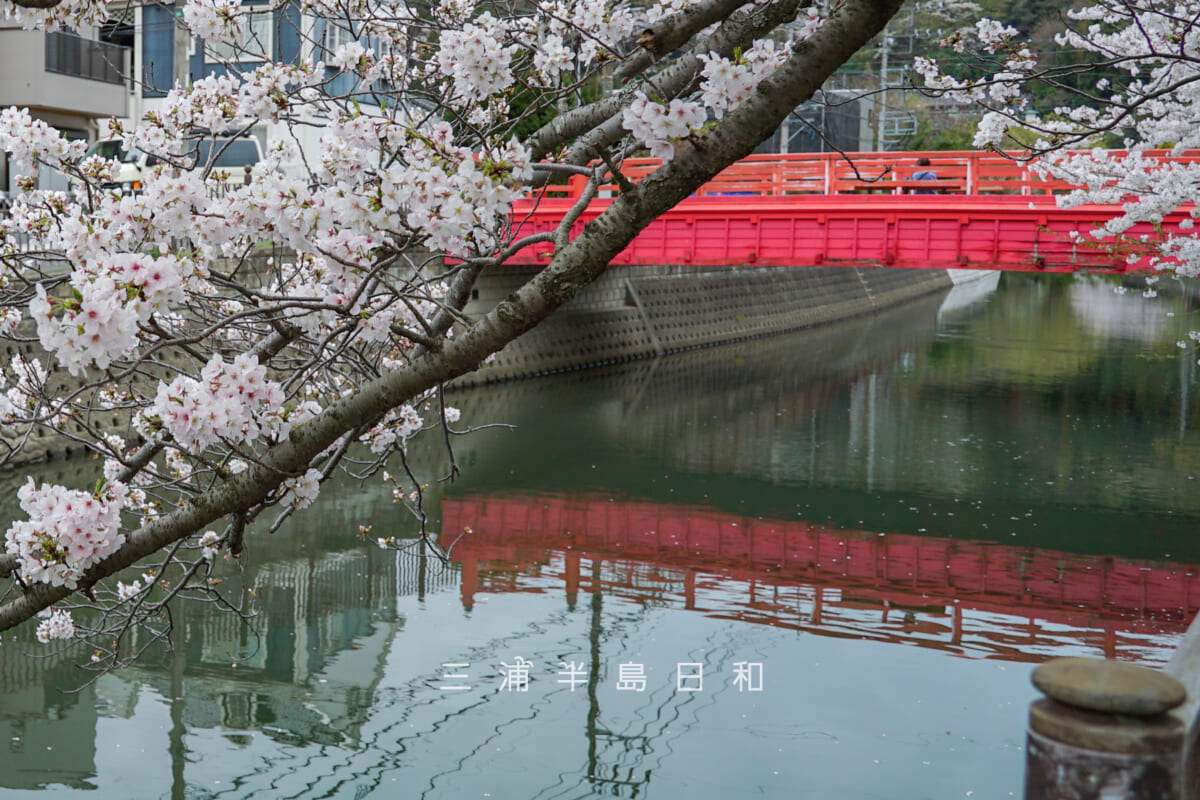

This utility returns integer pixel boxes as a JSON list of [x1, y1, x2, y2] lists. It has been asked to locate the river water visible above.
[[2, 272, 1199, 799]]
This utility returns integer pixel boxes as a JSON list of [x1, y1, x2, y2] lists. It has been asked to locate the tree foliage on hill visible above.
[[914, 0, 1110, 119], [977, 0, 1072, 34], [920, 0, 1200, 273], [822, 0, 1087, 150]]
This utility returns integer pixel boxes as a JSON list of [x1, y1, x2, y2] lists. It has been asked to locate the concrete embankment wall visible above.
[[8, 263, 950, 465], [455, 263, 953, 385], [2, 337, 130, 467]]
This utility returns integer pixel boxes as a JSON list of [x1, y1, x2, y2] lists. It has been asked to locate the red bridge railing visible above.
[[509, 150, 1198, 272], [548, 149, 1200, 199]]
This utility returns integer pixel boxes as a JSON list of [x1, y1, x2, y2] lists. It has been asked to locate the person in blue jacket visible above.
[[911, 157, 939, 194]]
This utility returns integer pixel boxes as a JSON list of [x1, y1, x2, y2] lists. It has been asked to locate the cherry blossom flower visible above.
[[198, 531, 222, 560], [280, 469, 322, 509], [35, 609, 75, 643], [5, 479, 127, 588]]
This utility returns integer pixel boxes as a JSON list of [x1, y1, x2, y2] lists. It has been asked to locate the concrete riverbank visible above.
[[6, 263, 957, 465], [455, 263, 955, 385]]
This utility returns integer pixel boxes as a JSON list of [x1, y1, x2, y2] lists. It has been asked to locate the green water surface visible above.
[[1, 272, 1199, 799]]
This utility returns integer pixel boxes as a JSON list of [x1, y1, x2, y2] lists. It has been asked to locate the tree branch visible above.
[[617, 0, 762, 81], [565, 0, 809, 166], [0, 0, 904, 633], [528, 0, 808, 162]]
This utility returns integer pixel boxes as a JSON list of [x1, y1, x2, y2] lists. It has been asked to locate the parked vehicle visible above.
[[85, 136, 264, 192], [191, 137, 263, 185]]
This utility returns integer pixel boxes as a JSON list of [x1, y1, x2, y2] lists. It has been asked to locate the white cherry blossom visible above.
[[0, 0, 913, 654]]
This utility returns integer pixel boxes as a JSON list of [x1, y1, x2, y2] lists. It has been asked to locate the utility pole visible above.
[[876, 23, 889, 151], [173, 1, 190, 89]]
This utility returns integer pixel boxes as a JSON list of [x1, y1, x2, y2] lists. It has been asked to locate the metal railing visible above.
[[549, 149, 1200, 199], [44, 31, 126, 85]]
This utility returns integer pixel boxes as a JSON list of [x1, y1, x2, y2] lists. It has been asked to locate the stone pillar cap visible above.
[[1032, 657, 1186, 716]]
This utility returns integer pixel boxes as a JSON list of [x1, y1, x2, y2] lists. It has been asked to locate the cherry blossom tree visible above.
[[917, 0, 1200, 275], [0, 0, 906, 663]]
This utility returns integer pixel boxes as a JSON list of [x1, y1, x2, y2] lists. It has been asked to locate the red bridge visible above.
[[441, 494, 1199, 663], [511, 150, 1197, 273]]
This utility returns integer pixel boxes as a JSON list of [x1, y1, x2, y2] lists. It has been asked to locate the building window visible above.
[[205, 12, 272, 63], [323, 21, 356, 55]]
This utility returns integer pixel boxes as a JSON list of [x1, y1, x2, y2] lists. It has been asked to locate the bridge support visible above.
[[1025, 658, 1188, 800]]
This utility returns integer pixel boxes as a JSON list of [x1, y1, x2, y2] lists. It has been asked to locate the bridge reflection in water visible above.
[[444, 494, 1195, 665], [0, 488, 1186, 794]]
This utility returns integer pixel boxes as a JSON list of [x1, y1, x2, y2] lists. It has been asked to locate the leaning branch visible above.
[[614, 0, 763, 81], [563, 0, 808, 166], [528, 0, 806, 162], [0, 0, 904, 633]]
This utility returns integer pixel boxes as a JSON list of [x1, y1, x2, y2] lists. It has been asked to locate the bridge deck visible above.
[[509, 150, 1195, 272]]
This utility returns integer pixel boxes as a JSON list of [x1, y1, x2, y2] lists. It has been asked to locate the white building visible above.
[[0, 21, 129, 190]]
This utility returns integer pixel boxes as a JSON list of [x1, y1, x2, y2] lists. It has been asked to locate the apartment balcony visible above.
[[0, 27, 128, 122], [45, 32, 126, 85]]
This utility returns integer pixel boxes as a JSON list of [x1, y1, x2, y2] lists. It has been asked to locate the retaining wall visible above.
[[7, 263, 951, 466], [455, 263, 953, 385]]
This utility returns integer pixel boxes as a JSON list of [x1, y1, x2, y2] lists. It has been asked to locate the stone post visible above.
[[1025, 657, 1188, 800]]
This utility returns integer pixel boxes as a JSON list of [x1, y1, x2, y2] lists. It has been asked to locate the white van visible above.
[[86, 136, 264, 192]]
